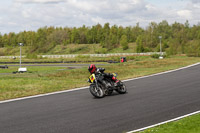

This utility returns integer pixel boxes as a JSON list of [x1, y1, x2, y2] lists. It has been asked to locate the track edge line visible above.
[[126, 110, 200, 133]]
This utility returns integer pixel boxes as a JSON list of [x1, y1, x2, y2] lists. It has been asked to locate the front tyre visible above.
[[89, 84, 105, 98], [116, 81, 127, 94]]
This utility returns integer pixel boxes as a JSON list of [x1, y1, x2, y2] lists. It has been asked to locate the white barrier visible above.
[[41, 52, 165, 58], [0, 56, 25, 59], [0, 52, 165, 59]]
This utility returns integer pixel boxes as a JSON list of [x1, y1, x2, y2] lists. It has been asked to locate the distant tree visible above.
[[1, 21, 200, 56], [124, 26, 131, 42], [95, 23, 103, 43], [186, 40, 200, 57], [131, 23, 144, 43], [71, 27, 80, 44], [101, 23, 110, 49], [117, 26, 124, 44], [0, 34, 3, 47], [64, 28, 72, 44], [79, 25, 87, 44], [47, 30, 68, 45], [86, 29, 93, 44], [90, 25, 97, 43], [110, 25, 118, 46], [120, 35, 128, 50], [8, 32, 17, 47], [136, 35, 144, 53], [2, 34, 9, 47]]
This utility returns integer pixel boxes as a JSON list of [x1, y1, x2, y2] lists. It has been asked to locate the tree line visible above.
[[0, 20, 200, 56]]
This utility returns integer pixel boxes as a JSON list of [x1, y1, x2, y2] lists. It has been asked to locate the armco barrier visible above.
[[0, 52, 164, 59]]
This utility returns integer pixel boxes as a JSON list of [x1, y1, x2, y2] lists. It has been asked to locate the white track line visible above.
[[0, 87, 88, 104], [126, 110, 200, 133], [126, 62, 200, 133], [0, 62, 200, 104]]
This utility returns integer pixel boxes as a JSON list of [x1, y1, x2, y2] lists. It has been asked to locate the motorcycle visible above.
[[88, 72, 127, 98]]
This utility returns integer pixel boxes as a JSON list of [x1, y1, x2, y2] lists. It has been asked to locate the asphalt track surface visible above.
[[0, 64, 200, 133]]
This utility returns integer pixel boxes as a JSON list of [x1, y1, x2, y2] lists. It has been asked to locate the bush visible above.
[[151, 54, 167, 59], [120, 35, 129, 50], [151, 54, 160, 59], [186, 40, 200, 57]]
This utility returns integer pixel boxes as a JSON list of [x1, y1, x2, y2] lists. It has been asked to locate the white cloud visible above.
[[177, 10, 192, 19], [0, 0, 200, 34], [15, 0, 66, 4], [180, 1, 200, 23], [191, 0, 200, 3]]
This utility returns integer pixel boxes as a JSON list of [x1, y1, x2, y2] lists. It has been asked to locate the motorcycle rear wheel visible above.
[[105, 89, 113, 96], [89, 84, 105, 98], [116, 81, 127, 94]]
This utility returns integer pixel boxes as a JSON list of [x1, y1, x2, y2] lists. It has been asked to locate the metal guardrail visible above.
[[0, 65, 8, 69], [0, 52, 165, 59]]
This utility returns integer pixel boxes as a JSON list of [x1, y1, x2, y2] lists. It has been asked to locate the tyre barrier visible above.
[[0, 65, 8, 69]]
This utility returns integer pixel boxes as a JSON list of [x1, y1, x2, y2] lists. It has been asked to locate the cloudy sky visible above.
[[0, 0, 200, 34]]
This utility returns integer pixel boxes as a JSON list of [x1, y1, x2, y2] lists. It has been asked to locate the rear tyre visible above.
[[89, 84, 105, 98], [105, 89, 113, 96]]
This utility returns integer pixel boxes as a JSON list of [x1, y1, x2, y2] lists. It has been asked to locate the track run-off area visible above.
[[0, 63, 200, 133]]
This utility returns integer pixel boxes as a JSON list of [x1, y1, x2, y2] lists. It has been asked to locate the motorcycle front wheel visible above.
[[89, 84, 105, 98]]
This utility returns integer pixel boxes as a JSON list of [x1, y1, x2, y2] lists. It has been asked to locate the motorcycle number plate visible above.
[[89, 74, 95, 83], [112, 73, 117, 77]]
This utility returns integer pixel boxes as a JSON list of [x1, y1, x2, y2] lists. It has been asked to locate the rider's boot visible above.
[[112, 77, 120, 87]]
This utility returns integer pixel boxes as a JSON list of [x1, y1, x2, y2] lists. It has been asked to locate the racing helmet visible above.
[[88, 64, 97, 74]]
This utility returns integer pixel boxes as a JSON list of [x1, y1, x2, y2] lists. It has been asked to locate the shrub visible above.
[[186, 40, 200, 57], [151, 54, 160, 59], [151, 54, 167, 59], [120, 35, 129, 50]]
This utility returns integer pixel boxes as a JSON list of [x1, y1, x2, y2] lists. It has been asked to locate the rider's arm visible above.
[[97, 68, 105, 73]]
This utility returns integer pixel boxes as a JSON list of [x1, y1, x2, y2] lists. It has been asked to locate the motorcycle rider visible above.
[[88, 64, 119, 86]]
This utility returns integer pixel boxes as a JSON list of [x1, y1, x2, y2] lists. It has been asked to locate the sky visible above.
[[0, 0, 200, 34]]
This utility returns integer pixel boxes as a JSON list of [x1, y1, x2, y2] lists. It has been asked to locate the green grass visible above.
[[47, 44, 101, 54], [0, 65, 66, 73], [0, 43, 137, 56], [137, 113, 200, 133], [0, 55, 123, 63], [0, 66, 89, 100]]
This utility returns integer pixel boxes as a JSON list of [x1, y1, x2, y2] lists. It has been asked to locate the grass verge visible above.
[[136, 113, 200, 133]]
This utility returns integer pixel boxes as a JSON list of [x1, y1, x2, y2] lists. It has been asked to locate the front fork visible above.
[[94, 79, 100, 91]]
